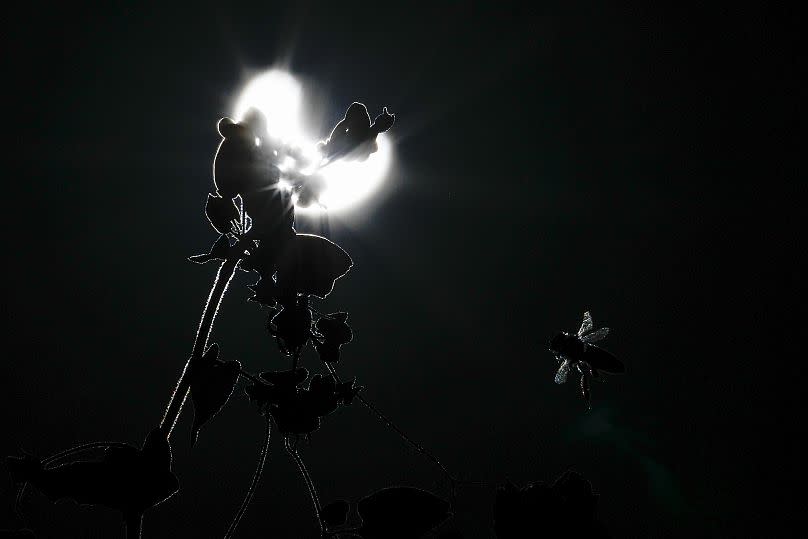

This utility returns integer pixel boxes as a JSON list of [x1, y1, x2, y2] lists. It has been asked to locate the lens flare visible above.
[[232, 69, 392, 213]]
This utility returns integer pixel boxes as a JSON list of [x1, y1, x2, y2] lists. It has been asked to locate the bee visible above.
[[549, 311, 625, 408]]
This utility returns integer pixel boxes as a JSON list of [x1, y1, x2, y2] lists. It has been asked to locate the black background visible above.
[[2, 2, 800, 537]]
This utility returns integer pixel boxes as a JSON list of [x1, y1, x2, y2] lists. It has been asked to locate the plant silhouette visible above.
[[5, 101, 619, 537]]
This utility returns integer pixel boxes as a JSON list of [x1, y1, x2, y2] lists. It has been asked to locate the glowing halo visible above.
[[232, 70, 304, 141], [231, 69, 392, 213]]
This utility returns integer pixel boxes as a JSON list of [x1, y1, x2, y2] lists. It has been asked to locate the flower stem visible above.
[[160, 258, 239, 437], [225, 416, 271, 539], [124, 513, 143, 538], [285, 436, 324, 537]]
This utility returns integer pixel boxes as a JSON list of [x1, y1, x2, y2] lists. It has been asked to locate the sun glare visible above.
[[233, 70, 304, 141], [232, 69, 392, 213]]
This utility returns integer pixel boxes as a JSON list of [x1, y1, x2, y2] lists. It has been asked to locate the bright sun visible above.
[[232, 69, 392, 213]]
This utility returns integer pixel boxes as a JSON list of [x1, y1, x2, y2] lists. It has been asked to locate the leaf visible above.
[[189, 344, 242, 445], [321, 499, 350, 529], [269, 298, 312, 356], [276, 234, 352, 298], [315, 312, 353, 364], [118, 429, 180, 513], [205, 194, 240, 235], [494, 471, 604, 538], [246, 276, 278, 306], [552, 470, 598, 519], [269, 396, 321, 435], [189, 234, 230, 264], [259, 367, 309, 388], [7, 429, 179, 519], [314, 341, 340, 364], [0, 528, 36, 538], [335, 378, 363, 405], [244, 379, 278, 410], [140, 428, 172, 470], [302, 374, 339, 417], [316, 312, 353, 345], [357, 486, 451, 538]]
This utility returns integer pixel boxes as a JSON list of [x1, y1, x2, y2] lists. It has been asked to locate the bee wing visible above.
[[583, 345, 625, 374], [580, 327, 609, 343], [555, 358, 571, 384], [577, 311, 593, 337]]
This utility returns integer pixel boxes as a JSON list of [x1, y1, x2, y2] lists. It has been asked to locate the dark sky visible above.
[[2, 2, 800, 537]]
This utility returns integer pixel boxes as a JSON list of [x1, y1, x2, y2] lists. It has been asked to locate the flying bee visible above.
[[549, 311, 625, 408]]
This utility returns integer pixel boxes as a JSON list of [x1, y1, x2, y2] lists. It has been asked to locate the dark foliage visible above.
[[204, 194, 241, 236], [244, 369, 359, 436], [494, 470, 608, 538], [188, 234, 231, 264], [275, 234, 353, 299], [269, 296, 313, 357], [314, 311, 353, 364], [7, 429, 178, 527], [189, 343, 242, 445], [0, 529, 36, 538], [356, 486, 451, 538]]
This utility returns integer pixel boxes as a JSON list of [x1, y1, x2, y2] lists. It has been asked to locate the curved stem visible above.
[[160, 258, 239, 437], [285, 436, 323, 537], [124, 513, 143, 538], [224, 416, 271, 539]]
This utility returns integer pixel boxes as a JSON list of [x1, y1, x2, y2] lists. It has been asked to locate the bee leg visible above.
[[580, 375, 591, 410]]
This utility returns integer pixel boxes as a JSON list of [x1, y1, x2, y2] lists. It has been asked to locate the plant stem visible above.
[[285, 436, 324, 537], [124, 513, 143, 538], [160, 258, 239, 437], [325, 363, 490, 501], [225, 416, 271, 539]]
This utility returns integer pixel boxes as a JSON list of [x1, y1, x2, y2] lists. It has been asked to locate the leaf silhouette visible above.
[[259, 367, 309, 388], [269, 396, 322, 435], [318, 103, 394, 163], [189, 344, 242, 445], [552, 469, 599, 521], [6, 429, 178, 522], [189, 234, 230, 264], [0, 529, 36, 538], [303, 374, 340, 415], [246, 276, 278, 306], [357, 486, 451, 538], [314, 312, 353, 364], [335, 378, 363, 405], [269, 298, 312, 356], [205, 193, 241, 235], [494, 470, 605, 538], [321, 499, 350, 529], [276, 234, 352, 299]]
